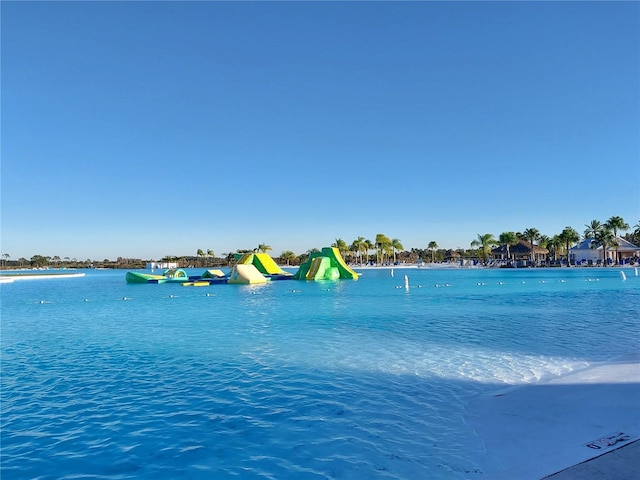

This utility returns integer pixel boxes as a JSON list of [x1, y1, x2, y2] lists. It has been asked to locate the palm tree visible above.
[[280, 250, 296, 266], [538, 235, 550, 249], [584, 219, 602, 240], [471, 233, 497, 265], [523, 228, 540, 264], [375, 233, 391, 265], [559, 226, 580, 267], [350, 237, 366, 265], [605, 216, 629, 265], [538, 235, 551, 265], [196, 249, 205, 267], [223, 252, 236, 267], [207, 249, 215, 265], [630, 221, 640, 246], [257, 243, 272, 253], [1, 253, 9, 269], [332, 238, 349, 259], [363, 239, 373, 265], [548, 235, 561, 263], [605, 216, 629, 239], [498, 232, 517, 264], [427, 241, 438, 263], [391, 238, 403, 264], [594, 227, 616, 265]]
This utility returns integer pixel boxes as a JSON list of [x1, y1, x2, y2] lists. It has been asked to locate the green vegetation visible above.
[[2, 216, 638, 270], [471, 234, 498, 265]]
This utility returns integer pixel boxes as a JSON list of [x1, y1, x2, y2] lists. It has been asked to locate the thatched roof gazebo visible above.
[[444, 249, 461, 260], [492, 240, 548, 264]]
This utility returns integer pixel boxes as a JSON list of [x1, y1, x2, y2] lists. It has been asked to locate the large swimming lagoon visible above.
[[2, 266, 638, 479]]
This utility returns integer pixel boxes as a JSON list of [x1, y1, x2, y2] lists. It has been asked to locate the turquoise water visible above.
[[2, 267, 639, 479]]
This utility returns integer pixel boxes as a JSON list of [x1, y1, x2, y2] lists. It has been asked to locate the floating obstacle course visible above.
[[125, 248, 358, 285]]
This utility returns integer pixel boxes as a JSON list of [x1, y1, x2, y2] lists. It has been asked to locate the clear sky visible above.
[[2, 1, 639, 261]]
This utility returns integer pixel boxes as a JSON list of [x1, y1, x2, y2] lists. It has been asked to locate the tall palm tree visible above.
[[207, 249, 215, 262], [559, 226, 580, 267], [391, 238, 403, 264], [332, 238, 349, 259], [471, 233, 497, 265], [280, 250, 296, 266], [594, 227, 615, 265], [498, 232, 517, 263], [584, 219, 602, 240], [363, 239, 373, 265], [351, 236, 366, 265], [427, 241, 438, 263], [523, 228, 540, 264], [538, 235, 551, 265], [605, 216, 629, 265], [538, 235, 550, 249], [375, 233, 391, 265], [196, 249, 205, 267], [548, 235, 561, 263]]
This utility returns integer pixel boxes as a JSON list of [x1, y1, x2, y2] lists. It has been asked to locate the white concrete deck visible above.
[[467, 352, 640, 479], [543, 439, 638, 479]]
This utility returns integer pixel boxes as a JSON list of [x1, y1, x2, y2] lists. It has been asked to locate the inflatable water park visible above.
[[125, 247, 359, 285]]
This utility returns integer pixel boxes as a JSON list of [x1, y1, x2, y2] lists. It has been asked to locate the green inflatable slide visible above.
[[294, 247, 359, 281]]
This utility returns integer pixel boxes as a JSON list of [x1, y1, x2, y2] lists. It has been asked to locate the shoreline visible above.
[[350, 263, 640, 270], [0, 272, 86, 282]]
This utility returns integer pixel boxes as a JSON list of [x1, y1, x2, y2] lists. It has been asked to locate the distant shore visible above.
[[0, 272, 86, 282]]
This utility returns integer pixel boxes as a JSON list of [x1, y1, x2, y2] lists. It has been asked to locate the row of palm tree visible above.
[[330, 234, 405, 266], [583, 216, 630, 265], [326, 216, 635, 267], [4, 217, 637, 270], [470, 227, 581, 265], [470, 216, 633, 266]]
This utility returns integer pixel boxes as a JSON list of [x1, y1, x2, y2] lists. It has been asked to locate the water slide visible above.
[[294, 247, 359, 280], [306, 256, 337, 280], [324, 247, 359, 279], [228, 264, 268, 284], [253, 253, 291, 276], [237, 253, 291, 276]]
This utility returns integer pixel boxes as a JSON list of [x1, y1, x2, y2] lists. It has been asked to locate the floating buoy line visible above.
[[22, 270, 639, 305]]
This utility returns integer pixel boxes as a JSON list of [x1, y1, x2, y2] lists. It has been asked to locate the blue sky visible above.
[[2, 1, 638, 261]]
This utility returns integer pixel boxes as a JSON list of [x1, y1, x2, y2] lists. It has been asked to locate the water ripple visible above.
[[2, 268, 638, 479]]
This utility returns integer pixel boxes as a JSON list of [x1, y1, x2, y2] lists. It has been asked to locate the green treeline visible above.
[[3, 217, 639, 270]]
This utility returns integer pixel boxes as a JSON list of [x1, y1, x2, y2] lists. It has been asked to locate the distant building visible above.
[[570, 237, 640, 265], [146, 261, 178, 270]]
